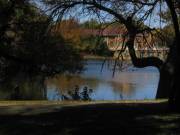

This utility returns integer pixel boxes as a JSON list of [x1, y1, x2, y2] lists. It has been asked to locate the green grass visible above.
[[0, 99, 168, 106], [0, 99, 179, 135]]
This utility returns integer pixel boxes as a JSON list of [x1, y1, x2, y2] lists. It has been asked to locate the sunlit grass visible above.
[[0, 99, 168, 106]]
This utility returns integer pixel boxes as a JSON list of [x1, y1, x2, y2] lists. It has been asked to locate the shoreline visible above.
[[83, 55, 113, 60], [82, 54, 132, 61], [83, 55, 132, 63], [0, 99, 167, 106]]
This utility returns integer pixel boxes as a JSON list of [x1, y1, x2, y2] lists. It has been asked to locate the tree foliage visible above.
[[52, 18, 82, 49], [41, 0, 180, 109], [0, 0, 83, 79], [52, 18, 112, 56]]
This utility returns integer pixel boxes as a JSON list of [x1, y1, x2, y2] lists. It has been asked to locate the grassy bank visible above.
[[82, 54, 132, 61], [0, 99, 168, 106], [0, 100, 179, 135]]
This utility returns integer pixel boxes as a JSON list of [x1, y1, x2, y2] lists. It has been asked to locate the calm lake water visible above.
[[46, 60, 159, 101], [0, 60, 159, 100]]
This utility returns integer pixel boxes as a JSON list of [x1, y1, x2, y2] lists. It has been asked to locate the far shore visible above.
[[83, 54, 132, 62], [83, 54, 113, 60]]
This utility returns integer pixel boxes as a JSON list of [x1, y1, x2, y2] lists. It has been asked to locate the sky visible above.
[[33, 0, 169, 29]]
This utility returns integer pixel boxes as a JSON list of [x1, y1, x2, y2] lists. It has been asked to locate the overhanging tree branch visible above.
[[127, 33, 164, 69], [45, 0, 165, 70]]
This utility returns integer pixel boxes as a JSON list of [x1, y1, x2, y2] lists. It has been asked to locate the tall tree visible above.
[[163, 0, 180, 107], [42, 0, 180, 109], [0, 0, 83, 79]]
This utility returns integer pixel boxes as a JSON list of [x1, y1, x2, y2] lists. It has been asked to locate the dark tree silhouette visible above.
[[41, 0, 180, 109], [0, 0, 83, 78]]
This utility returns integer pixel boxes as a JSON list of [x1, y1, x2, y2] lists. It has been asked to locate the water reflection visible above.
[[60, 85, 93, 101], [0, 60, 159, 101], [0, 74, 46, 100], [46, 60, 159, 100], [46, 75, 97, 100]]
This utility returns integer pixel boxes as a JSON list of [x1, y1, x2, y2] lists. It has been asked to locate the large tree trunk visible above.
[[163, 0, 180, 110], [156, 63, 172, 99], [156, 43, 176, 99], [173, 65, 180, 109], [156, 38, 180, 110], [126, 33, 172, 99], [168, 40, 180, 110]]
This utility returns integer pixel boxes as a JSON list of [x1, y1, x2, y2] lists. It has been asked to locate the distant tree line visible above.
[[52, 18, 113, 57]]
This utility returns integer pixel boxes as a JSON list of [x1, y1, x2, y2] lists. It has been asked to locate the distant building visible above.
[[83, 25, 169, 60]]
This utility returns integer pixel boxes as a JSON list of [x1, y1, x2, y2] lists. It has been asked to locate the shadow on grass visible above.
[[0, 102, 180, 135]]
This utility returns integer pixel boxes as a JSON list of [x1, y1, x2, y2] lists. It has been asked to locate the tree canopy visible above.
[[0, 0, 83, 79], [40, 0, 180, 109], [0, 0, 180, 109]]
